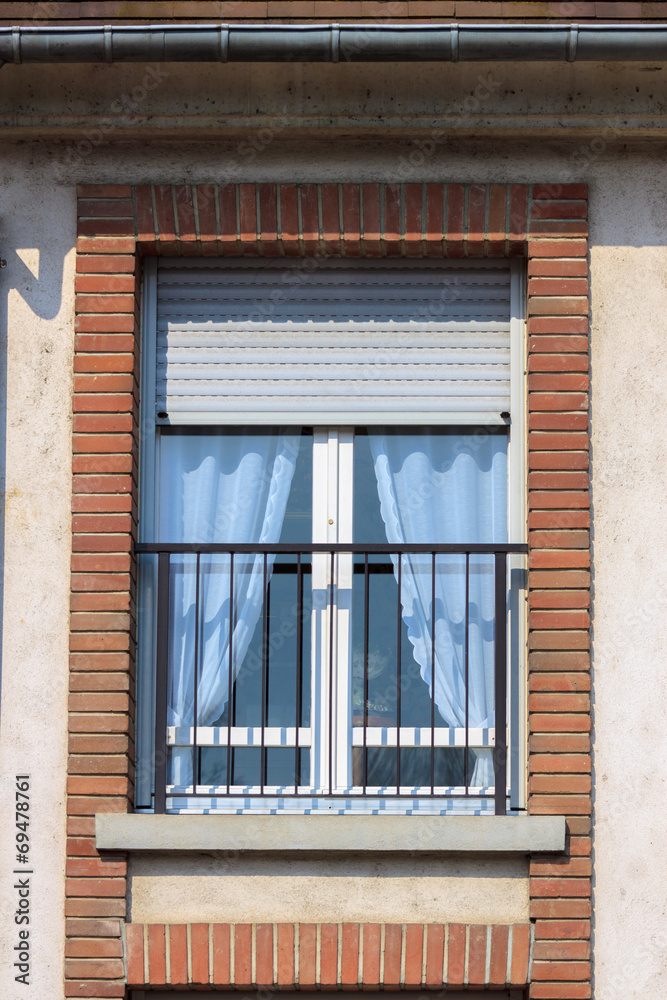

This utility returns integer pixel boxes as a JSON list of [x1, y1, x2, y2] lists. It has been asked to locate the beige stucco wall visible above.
[[128, 852, 529, 925], [0, 56, 666, 1000]]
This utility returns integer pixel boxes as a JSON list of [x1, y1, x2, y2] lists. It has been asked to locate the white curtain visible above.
[[158, 431, 299, 782], [369, 430, 507, 788]]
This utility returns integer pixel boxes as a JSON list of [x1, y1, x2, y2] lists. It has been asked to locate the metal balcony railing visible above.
[[136, 542, 527, 816]]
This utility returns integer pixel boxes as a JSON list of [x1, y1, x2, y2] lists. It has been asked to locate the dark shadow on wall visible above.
[[0, 238, 65, 727]]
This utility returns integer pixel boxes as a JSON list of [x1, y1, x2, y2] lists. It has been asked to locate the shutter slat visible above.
[[156, 260, 512, 424]]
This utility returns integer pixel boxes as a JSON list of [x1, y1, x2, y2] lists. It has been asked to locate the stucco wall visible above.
[[0, 176, 75, 999], [0, 58, 666, 994], [128, 853, 530, 925]]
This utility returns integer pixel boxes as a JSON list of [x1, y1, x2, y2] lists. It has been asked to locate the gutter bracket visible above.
[[11, 25, 20, 64], [104, 24, 113, 64], [331, 23, 340, 64], [567, 23, 579, 62], [219, 23, 229, 63], [450, 22, 459, 63]]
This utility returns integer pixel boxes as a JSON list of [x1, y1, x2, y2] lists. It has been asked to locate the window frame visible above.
[[135, 257, 527, 814]]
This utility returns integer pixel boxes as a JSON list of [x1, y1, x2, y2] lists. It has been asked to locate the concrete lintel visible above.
[[96, 813, 565, 854]]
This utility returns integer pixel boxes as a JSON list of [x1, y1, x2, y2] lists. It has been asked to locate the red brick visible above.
[[488, 183, 507, 254], [76, 255, 136, 275], [362, 183, 381, 256], [320, 922, 338, 986], [534, 920, 590, 940], [255, 923, 273, 985], [77, 237, 137, 255], [66, 859, 126, 877], [299, 923, 316, 987], [125, 923, 144, 984], [530, 795, 591, 814], [147, 925, 166, 984], [64, 957, 125, 979], [321, 184, 341, 255], [191, 922, 210, 984], [425, 182, 444, 255], [467, 924, 487, 985], [529, 985, 591, 999], [466, 184, 486, 257], [530, 673, 590, 692], [425, 923, 444, 986], [66, 937, 124, 960], [65, 878, 126, 897], [277, 922, 294, 986], [213, 923, 230, 986], [196, 187, 218, 256], [342, 183, 362, 256], [135, 185, 156, 244], [530, 733, 590, 753], [383, 923, 402, 986], [280, 184, 300, 255], [532, 960, 591, 981], [79, 200, 134, 220], [447, 924, 465, 986], [510, 923, 530, 985], [170, 924, 188, 986], [509, 183, 528, 252], [76, 276, 136, 295], [530, 899, 592, 920], [384, 183, 402, 257], [340, 923, 359, 986], [219, 184, 238, 251], [404, 923, 423, 987], [531, 858, 591, 878], [239, 182, 258, 251], [489, 924, 508, 986], [446, 183, 464, 257], [174, 185, 197, 244], [531, 774, 591, 794], [362, 922, 381, 984]]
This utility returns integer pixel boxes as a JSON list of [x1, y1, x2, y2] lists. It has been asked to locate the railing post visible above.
[[154, 551, 170, 814], [494, 551, 508, 816]]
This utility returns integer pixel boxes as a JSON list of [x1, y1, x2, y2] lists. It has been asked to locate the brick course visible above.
[[69, 179, 591, 1000]]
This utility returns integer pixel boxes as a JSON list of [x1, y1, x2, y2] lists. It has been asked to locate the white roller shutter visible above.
[[155, 258, 514, 425]]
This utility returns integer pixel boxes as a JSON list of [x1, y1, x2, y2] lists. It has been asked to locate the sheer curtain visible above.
[[158, 431, 299, 783], [369, 430, 507, 788]]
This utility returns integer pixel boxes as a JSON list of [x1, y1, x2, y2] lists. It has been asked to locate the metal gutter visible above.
[[0, 22, 667, 67]]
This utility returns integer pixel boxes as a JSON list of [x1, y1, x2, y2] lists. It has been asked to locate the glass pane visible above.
[[157, 427, 311, 543], [353, 747, 467, 789]]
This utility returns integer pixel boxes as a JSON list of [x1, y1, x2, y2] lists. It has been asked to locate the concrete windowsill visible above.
[[96, 813, 565, 854]]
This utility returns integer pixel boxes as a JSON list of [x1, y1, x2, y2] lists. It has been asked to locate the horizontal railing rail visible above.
[[139, 542, 527, 815]]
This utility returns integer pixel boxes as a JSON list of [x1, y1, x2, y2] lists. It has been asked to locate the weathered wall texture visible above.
[[0, 53, 665, 1000]]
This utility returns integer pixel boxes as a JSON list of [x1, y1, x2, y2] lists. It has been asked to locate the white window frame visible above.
[[135, 257, 527, 814]]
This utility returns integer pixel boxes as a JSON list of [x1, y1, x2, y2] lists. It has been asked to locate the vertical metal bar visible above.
[[494, 551, 508, 816], [154, 552, 170, 815], [295, 553, 303, 795], [430, 552, 436, 796], [193, 553, 200, 791], [328, 550, 335, 796], [260, 552, 269, 794], [396, 552, 402, 796], [464, 552, 470, 796], [362, 552, 369, 794], [226, 552, 234, 794]]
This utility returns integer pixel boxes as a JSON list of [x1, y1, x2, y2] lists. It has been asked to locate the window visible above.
[[136, 258, 526, 815]]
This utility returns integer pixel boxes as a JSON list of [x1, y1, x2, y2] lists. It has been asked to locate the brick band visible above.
[[124, 921, 533, 990]]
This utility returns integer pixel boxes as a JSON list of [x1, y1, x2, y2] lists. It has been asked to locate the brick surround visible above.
[[69, 181, 591, 999]]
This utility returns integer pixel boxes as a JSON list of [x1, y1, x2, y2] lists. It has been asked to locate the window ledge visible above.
[[96, 813, 565, 854]]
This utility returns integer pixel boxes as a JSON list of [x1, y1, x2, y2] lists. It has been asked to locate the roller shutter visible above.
[[155, 258, 513, 425]]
